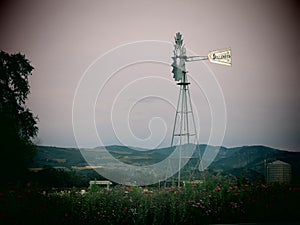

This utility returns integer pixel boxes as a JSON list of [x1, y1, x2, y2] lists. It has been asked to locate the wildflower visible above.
[[192, 203, 198, 208], [205, 209, 212, 215], [16, 195, 23, 199], [229, 185, 238, 190], [230, 201, 239, 209], [129, 197, 133, 203], [293, 187, 300, 192], [215, 186, 221, 191], [0, 193, 4, 197], [130, 208, 137, 215]]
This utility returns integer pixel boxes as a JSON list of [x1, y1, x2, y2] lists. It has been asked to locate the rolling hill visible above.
[[29, 145, 300, 182]]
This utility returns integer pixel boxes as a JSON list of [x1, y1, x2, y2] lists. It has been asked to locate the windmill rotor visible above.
[[171, 32, 187, 82]]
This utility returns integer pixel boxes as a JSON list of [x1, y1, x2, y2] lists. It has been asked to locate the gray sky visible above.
[[0, 0, 299, 150]]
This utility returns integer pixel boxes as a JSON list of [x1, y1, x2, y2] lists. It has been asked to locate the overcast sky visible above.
[[0, 0, 299, 151]]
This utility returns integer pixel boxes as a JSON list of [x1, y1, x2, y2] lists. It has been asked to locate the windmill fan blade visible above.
[[172, 67, 183, 81], [171, 58, 185, 81]]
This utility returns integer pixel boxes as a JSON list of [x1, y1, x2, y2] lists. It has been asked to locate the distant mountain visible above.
[[209, 145, 300, 177], [29, 145, 300, 181], [30, 146, 86, 169]]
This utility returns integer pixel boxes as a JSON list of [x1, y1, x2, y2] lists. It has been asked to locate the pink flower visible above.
[[0, 193, 4, 197], [16, 195, 23, 199], [215, 186, 221, 191], [129, 197, 133, 203], [293, 187, 300, 192]]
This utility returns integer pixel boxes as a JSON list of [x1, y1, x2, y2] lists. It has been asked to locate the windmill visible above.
[[170, 32, 231, 187]]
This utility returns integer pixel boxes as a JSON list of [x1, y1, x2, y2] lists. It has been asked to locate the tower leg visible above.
[[171, 76, 200, 187], [171, 84, 182, 147]]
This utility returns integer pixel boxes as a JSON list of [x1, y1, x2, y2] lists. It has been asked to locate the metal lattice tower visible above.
[[171, 74, 197, 146]]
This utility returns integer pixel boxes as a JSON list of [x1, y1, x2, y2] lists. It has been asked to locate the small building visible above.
[[267, 160, 291, 184], [89, 180, 112, 188]]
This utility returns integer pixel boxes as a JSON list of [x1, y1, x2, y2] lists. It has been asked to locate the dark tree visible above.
[[0, 51, 38, 181]]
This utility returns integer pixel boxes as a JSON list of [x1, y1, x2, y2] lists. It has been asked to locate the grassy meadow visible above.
[[1, 179, 299, 225]]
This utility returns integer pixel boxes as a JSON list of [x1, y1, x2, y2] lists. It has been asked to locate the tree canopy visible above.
[[0, 51, 38, 180]]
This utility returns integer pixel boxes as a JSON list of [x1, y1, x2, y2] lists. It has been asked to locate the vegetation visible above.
[[28, 168, 106, 189], [0, 179, 299, 225], [0, 51, 38, 181]]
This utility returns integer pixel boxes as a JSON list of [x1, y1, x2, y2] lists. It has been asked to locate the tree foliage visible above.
[[0, 51, 38, 180]]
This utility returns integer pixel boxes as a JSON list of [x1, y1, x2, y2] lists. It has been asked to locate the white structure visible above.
[[89, 180, 113, 188], [267, 160, 291, 184]]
